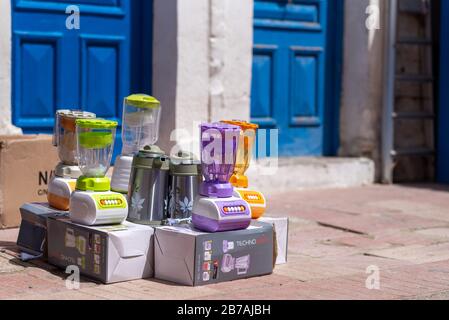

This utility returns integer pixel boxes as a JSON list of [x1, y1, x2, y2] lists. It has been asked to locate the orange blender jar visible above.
[[221, 120, 266, 219]]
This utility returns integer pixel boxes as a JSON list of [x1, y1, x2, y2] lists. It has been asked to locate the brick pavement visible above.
[[1, 183, 449, 300]]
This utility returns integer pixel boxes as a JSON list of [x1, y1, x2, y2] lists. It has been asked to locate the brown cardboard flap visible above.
[[0, 134, 58, 229]]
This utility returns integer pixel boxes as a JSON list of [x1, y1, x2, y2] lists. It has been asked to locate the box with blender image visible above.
[[47, 217, 154, 284], [154, 221, 275, 286], [17, 202, 69, 259], [259, 217, 289, 265]]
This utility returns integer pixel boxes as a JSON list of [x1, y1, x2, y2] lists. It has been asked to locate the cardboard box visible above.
[[47, 218, 154, 284], [17, 202, 68, 258], [259, 217, 289, 265], [0, 135, 58, 229], [155, 221, 274, 286]]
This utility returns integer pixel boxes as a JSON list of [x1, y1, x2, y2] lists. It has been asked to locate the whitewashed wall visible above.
[[0, 0, 22, 135], [153, 0, 253, 155]]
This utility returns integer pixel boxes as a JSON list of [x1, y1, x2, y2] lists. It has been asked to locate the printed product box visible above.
[[17, 202, 68, 258], [0, 135, 58, 229], [259, 217, 289, 265], [47, 217, 154, 284], [154, 221, 275, 286]]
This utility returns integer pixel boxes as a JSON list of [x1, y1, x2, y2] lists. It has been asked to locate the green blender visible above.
[[69, 119, 128, 226]]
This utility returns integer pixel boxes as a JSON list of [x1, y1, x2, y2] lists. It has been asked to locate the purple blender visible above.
[[191, 123, 251, 232]]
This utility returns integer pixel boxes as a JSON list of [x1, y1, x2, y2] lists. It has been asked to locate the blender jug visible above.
[[167, 151, 201, 220], [127, 145, 169, 225], [53, 110, 96, 166], [75, 119, 116, 179], [121, 94, 161, 155], [199, 122, 240, 197], [111, 94, 161, 193], [221, 120, 258, 188], [221, 120, 266, 219]]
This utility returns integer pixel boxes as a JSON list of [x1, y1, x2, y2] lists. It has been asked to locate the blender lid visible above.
[[125, 94, 160, 109], [220, 120, 259, 131], [134, 145, 169, 170], [138, 145, 165, 157], [169, 150, 201, 175], [200, 122, 240, 131], [57, 110, 96, 119], [55, 163, 82, 179], [76, 119, 118, 129]]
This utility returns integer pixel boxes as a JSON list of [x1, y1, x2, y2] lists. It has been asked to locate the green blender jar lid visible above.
[[125, 94, 160, 109], [76, 119, 118, 129], [76, 119, 118, 149]]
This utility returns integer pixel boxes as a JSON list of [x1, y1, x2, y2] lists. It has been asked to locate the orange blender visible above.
[[220, 120, 266, 219]]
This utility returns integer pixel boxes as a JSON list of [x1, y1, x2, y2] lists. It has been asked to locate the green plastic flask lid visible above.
[[125, 94, 160, 109]]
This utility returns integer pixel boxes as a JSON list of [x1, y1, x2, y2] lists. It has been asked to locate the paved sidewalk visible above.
[[1, 184, 449, 300]]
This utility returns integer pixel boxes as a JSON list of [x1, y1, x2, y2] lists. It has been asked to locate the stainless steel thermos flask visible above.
[[127, 145, 169, 225], [167, 151, 201, 220]]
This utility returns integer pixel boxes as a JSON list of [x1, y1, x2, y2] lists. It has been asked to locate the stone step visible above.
[[246, 157, 375, 195]]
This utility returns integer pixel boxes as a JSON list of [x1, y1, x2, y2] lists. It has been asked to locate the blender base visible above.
[[191, 195, 251, 232], [233, 188, 266, 219], [111, 155, 133, 194], [48, 177, 77, 211], [70, 191, 128, 226], [192, 214, 250, 233]]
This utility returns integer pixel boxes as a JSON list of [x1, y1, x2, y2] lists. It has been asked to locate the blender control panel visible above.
[[238, 190, 265, 204], [94, 194, 127, 210], [217, 200, 250, 217]]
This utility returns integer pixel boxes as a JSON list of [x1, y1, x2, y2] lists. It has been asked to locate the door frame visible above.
[[323, 0, 344, 156], [251, 0, 344, 156], [437, 0, 449, 183]]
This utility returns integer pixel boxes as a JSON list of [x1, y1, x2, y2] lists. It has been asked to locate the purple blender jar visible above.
[[192, 123, 251, 232]]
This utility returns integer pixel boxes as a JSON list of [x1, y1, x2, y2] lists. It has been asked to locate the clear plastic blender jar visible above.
[[53, 110, 96, 165], [221, 120, 258, 188], [121, 94, 161, 155], [75, 119, 118, 178]]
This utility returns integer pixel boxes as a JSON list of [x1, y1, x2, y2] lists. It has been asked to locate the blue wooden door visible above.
[[251, 0, 342, 156], [438, 0, 449, 183], [12, 0, 152, 159]]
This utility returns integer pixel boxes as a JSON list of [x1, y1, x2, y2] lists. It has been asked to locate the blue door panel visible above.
[[438, 0, 449, 183], [12, 0, 152, 161], [252, 0, 341, 157]]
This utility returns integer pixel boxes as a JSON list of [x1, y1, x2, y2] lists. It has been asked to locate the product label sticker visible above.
[[223, 240, 234, 253], [94, 264, 100, 275], [94, 243, 101, 254], [203, 262, 211, 271], [94, 254, 100, 265], [204, 251, 212, 261], [76, 236, 86, 255], [202, 271, 210, 282], [203, 240, 212, 251], [77, 257, 86, 269], [65, 228, 76, 248], [94, 234, 101, 245]]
